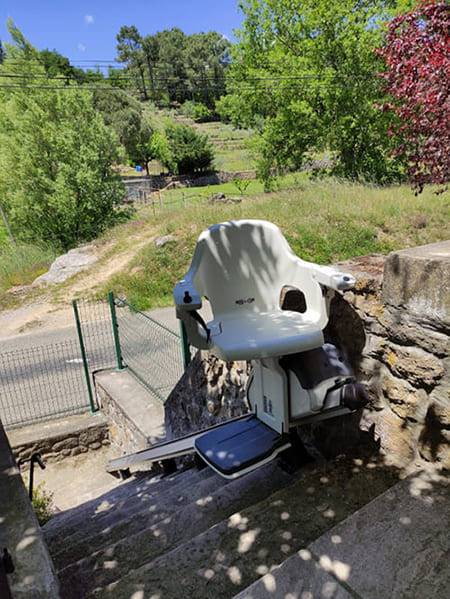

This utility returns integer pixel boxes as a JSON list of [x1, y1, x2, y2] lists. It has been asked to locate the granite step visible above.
[[233, 470, 449, 599], [55, 461, 294, 599], [46, 465, 220, 567], [44, 465, 210, 543], [89, 451, 398, 599]]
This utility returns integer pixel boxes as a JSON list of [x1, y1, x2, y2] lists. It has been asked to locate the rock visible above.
[[382, 342, 444, 388], [210, 192, 226, 203], [154, 235, 175, 248], [360, 409, 417, 467], [419, 400, 450, 467], [52, 437, 79, 452], [209, 193, 242, 204], [33, 244, 98, 286], [164, 350, 250, 439], [384, 307, 450, 357], [382, 241, 450, 326], [381, 369, 428, 423], [324, 293, 366, 369]]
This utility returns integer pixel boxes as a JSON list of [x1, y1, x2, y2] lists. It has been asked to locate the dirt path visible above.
[[0, 232, 153, 340]]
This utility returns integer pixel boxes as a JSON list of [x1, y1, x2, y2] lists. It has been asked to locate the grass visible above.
[[0, 239, 57, 299], [147, 172, 310, 212], [96, 179, 449, 311]]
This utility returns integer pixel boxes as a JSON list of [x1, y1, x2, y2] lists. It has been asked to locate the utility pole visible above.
[[0, 202, 17, 246]]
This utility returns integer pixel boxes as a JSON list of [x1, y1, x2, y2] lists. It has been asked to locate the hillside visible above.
[[0, 178, 448, 338]]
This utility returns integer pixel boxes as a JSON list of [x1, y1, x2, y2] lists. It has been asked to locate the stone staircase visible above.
[[42, 444, 401, 599]]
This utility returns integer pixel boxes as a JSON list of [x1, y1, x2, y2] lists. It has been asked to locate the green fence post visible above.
[[72, 299, 98, 413], [180, 321, 191, 370], [109, 291, 124, 370]]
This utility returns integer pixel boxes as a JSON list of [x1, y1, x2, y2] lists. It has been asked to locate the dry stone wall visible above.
[[165, 242, 449, 470], [12, 418, 110, 464], [350, 242, 449, 468]]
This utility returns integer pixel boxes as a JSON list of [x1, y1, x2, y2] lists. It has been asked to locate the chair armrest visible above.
[[174, 279, 202, 312], [311, 264, 355, 291]]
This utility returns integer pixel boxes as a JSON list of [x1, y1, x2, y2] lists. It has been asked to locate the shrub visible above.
[[162, 122, 215, 175], [181, 101, 214, 122]]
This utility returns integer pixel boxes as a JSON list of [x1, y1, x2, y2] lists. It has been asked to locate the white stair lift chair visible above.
[[174, 220, 367, 478]]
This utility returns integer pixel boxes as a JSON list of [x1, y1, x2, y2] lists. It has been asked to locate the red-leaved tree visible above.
[[377, 0, 450, 193]]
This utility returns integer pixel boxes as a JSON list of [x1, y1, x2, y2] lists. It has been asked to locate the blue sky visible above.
[[0, 1, 244, 70]]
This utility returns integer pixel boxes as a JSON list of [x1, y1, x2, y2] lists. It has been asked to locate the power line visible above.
[[0, 70, 375, 82]]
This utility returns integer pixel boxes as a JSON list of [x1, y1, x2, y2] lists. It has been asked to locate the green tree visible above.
[[116, 26, 231, 107], [93, 88, 142, 158], [128, 120, 166, 176], [153, 28, 189, 105], [162, 122, 214, 175], [142, 34, 159, 96], [39, 48, 86, 84], [0, 23, 126, 251], [116, 25, 148, 99], [184, 31, 231, 108], [227, 0, 414, 184]]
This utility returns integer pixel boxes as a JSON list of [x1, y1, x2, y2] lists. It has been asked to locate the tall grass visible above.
[[0, 241, 57, 298], [99, 179, 449, 310]]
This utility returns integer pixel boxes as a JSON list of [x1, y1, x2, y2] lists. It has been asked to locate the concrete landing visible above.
[[95, 368, 166, 454], [235, 468, 449, 599]]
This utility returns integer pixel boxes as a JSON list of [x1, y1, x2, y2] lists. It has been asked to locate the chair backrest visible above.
[[188, 220, 323, 319]]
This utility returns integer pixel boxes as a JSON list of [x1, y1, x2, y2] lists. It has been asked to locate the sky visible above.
[[0, 0, 244, 71]]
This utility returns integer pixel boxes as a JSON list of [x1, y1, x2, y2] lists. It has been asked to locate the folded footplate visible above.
[[194, 415, 291, 479], [106, 414, 291, 480]]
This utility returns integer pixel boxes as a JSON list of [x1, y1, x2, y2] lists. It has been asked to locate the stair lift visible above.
[[107, 219, 366, 480], [173, 219, 367, 479]]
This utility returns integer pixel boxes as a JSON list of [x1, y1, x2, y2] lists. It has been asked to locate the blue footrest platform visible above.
[[194, 414, 291, 479]]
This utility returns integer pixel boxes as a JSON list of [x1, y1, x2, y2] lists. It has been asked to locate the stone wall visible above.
[[164, 242, 449, 470], [94, 369, 166, 457], [11, 414, 110, 464], [165, 353, 251, 440], [96, 380, 149, 455], [0, 419, 60, 598], [348, 242, 449, 469]]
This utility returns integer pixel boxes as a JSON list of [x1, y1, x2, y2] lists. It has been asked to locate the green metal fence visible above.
[[1, 294, 190, 429], [108, 293, 190, 402], [0, 340, 91, 429]]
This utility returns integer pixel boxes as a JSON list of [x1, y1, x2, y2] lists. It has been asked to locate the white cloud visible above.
[[85, 14, 94, 25], [78, 43, 86, 52]]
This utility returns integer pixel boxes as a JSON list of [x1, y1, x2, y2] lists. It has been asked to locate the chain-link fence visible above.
[[0, 340, 91, 428]]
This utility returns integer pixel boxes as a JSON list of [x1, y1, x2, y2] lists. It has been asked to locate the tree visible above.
[[184, 31, 231, 108], [128, 120, 166, 176], [39, 48, 86, 84], [116, 25, 148, 100], [0, 23, 126, 251], [162, 122, 214, 175], [225, 0, 415, 184], [93, 88, 142, 158], [115, 26, 231, 107], [377, 0, 450, 193], [142, 34, 159, 96]]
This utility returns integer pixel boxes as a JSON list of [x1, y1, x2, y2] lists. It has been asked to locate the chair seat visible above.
[[208, 310, 324, 361]]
